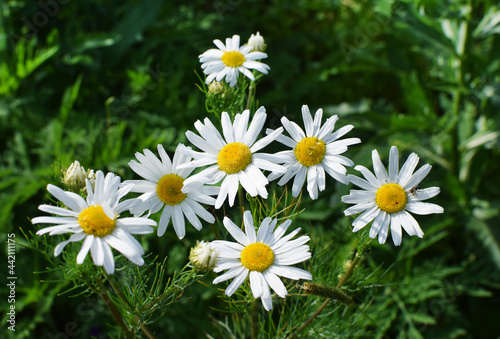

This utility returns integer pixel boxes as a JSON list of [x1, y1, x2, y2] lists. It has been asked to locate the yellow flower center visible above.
[[78, 205, 116, 237], [217, 142, 252, 174], [240, 242, 275, 272], [294, 137, 326, 167], [376, 183, 407, 213], [221, 51, 246, 67], [156, 174, 187, 205]]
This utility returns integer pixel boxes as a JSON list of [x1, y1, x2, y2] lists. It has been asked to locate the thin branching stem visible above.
[[93, 277, 134, 338], [287, 252, 361, 339], [103, 270, 157, 339]]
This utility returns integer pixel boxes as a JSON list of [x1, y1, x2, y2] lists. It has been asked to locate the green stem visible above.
[[287, 252, 361, 339], [450, 20, 468, 179], [104, 270, 157, 339], [238, 184, 245, 216], [251, 298, 259, 339], [245, 80, 256, 111], [210, 222, 222, 240], [283, 194, 299, 219], [93, 278, 134, 338]]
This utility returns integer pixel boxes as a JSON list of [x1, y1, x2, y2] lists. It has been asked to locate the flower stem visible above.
[[251, 298, 259, 339], [93, 278, 134, 338], [287, 251, 361, 339], [245, 82, 255, 111], [238, 184, 245, 217], [103, 270, 157, 339]]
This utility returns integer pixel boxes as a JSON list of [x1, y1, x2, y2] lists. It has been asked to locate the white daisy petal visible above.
[[243, 107, 267, 146], [234, 109, 249, 142], [213, 265, 245, 284], [408, 187, 440, 201], [378, 218, 390, 244], [352, 205, 379, 232], [214, 258, 242, 272], [239, 169, 259, 196], [405, 202, 444, 215], [390, 213, 403, 246], [270, 130, 297, 148], [102, 242, 115, 274], [250, 127, 283, 153], [281, 117, 306, 142], [306, 166, 319, 199], [223, 216, 250, 246], [369, 210, 387, 239], [388, 146, 399, 182], [46, 184, 87, 213], [172, 204, 186, 239], [77, 235, 94, 264], [398, 153, 419, 187], [347, 173, 378, 191], [38, 205, 80, 217], [302, 105, 314, 136], [158, 205, 172, 237], [263, 270, 288, 298], [249, 271, 264, 298], [54, 232, 86, 256], [32, 216, 79, 225], [256, 217, 273, 242], [343, 202, 376, 216], [260, 277, 273, 311], [268, 265, 312, 281], [221, 112, 235, 143], [397, 210, 416, 236], [372, 149, 389, 183], [400, 210, 424, 238], [403, 164, 432, 190], [292, 166, 307, 197], [91, 237, 105, 266], [224, 268, 249, 297], [317, 115, 339, 140], [243, 211, 256, 243]]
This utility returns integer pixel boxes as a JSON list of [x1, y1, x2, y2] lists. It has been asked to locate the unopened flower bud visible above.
[[189, 241, 219, 272], [300, 282, 354, 305], [208, 81, 226, 96], [61, 161, 95, 192], [247, 32, 266, 52]]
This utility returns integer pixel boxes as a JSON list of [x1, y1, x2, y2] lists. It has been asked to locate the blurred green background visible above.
[[1, 0, 500, 338]]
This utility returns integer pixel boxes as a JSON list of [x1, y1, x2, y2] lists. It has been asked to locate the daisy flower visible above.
[[31, 171, 156, 274], [124, 144, 219, 239], [211, 211, 312, 311], [199, 34, 270, 87], [341, 146, 444, 246], [267, 105, 361, 199], [180, 106, 286, 209]]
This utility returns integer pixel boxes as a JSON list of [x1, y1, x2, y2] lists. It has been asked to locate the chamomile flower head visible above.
[[267, 105, 361, 199], [199, 34, 270, 87], [211, 211, 312, 311], [124, 144, 218, 239], [32, 171, 156, 274], [180, 106, 286, 209], [341, 146, 444, 246]]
